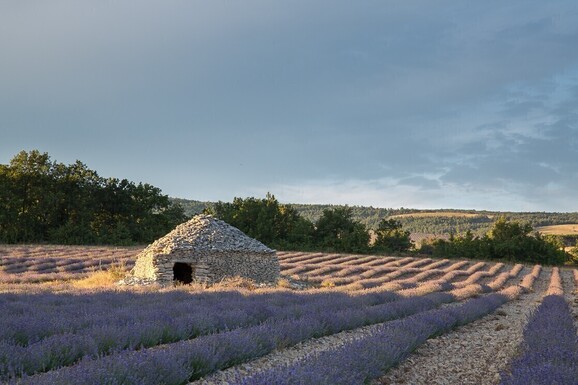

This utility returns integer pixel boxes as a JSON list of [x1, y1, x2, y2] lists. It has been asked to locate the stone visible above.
[[125, 214, 279, 286]]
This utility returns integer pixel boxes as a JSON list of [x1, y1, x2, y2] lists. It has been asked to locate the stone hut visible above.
[[129, 214, 279, 285]]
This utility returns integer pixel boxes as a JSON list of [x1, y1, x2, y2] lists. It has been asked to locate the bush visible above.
[[423, 217, 570, 265]]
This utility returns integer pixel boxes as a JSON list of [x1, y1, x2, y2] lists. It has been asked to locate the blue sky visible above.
[[1, 1, 578, 211]]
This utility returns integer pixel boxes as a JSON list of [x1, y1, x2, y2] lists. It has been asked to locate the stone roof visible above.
[[142, 214, 275, 255]]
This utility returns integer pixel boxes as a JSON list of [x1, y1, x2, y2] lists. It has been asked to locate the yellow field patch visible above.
[[390, 212, 490, 219], [536, 224, 578, 235]]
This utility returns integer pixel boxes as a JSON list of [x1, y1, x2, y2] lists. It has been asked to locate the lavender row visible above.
[[350, 261, 489, 289], [1, 289, 402, 380], [0, 285, 443, 381], [10, 272, 527, 385], [378, 262, 514, 293], [499, 295, 578, 384], [1, 279, 458, 380], [0, 258, 453, 344], [0, 258, 517, 378], [499, 269, 578, 385], [233, 285, 529, 385], [1, 264, 524, 380], [1, 264, 525, 380], [0, 260, 506, 348], [0, 284, 409, 345]]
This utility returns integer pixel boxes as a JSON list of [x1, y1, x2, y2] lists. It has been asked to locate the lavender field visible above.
[[1, 246, 577, 385]]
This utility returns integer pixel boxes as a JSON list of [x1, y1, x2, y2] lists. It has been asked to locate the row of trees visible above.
[[206, 194, 413, 254], [208, 195, 573, 264], [173, 198, 578, 236], [1, 152, 572, 264], [394, 215, 493, 237], [0, 150, 187, 244], [421, 217, 570, 265]]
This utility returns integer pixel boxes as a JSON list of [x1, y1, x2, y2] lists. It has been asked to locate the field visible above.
[[536, 224, 578, 235], [389, 212, 491, 219], [1, 245, 577, 384]]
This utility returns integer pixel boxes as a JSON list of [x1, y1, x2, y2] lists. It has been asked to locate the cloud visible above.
[[265, 176, 562, 212], [1, 1, 578, 211]]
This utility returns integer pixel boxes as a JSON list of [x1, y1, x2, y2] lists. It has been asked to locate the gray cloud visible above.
[[1, 1, 578, 211]]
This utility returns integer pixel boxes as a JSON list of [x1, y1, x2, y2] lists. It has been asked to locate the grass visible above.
[[72, 261, 128, 288]]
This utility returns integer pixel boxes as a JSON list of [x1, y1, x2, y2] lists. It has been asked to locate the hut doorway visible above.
[[173, 262, 194, 284]]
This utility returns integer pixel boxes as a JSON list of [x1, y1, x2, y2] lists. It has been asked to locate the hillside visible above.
[[170, 197, 578, 236]]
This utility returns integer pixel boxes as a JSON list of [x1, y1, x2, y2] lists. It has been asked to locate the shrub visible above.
[[423, 218, 570, 265]]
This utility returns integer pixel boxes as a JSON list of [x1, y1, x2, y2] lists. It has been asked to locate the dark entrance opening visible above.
[[173, 262, 194, 284]]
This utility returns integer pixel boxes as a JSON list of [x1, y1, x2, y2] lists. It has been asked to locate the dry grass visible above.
[[276, 278, 293, 288], [535, 224, 578, 235], [72, 271, 121, 288], [72, 261, 129, 288]]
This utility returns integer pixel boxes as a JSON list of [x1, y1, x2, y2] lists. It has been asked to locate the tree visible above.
[[489, 216, 533, 242], [569, 241, 578, 264], [423, 216, 569, 265], [208, 193, 315, 249], [0, 164, 19, 242], [372, 218, 413, 252], [0, 150, 186, 245], [2, 150, 59, 242], [314, 207, 369, 253]]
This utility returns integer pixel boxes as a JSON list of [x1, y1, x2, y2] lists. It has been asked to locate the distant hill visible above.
[[170, 197, 578, 238], [170, 198, 212, 216]]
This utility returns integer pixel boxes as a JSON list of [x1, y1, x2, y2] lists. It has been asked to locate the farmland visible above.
[[1, 245, 577, 384], [389, 211, 490, 219], [536, 224, 578, 235], [0, 245, 139, 285]]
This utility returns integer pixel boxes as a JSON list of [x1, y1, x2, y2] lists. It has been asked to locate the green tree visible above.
[[2, 150, 59, 242], [49, 160, 101, 243], [0, 150, 186, 245], [0, 164, 19, 242], [314, 206, 369, 253], [569, 241, 578, 264], [208, 193, 314, 249], [284, 215, 315, 249], [424, 217, 569, 265], [489, 216, 533, 242], [372, 218, 413, 252]]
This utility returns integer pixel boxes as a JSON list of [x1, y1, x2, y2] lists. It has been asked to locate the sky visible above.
[[1, 1, 578, 212]]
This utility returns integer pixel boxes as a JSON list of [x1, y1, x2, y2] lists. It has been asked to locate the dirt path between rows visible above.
[[192, 266, 542, 385], [374, 266, 552, 385]]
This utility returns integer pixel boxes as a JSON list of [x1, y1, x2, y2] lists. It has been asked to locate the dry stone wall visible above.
[[128, 215, 279, 285]]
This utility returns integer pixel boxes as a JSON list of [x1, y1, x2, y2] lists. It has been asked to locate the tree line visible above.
[[205, 194, 412, 254], [0, 150, 187, 244], [1, 151, 573, 264], [420, 217, 570, 265], [206, 195, 574, 265], [173, 198, 578, 235]]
